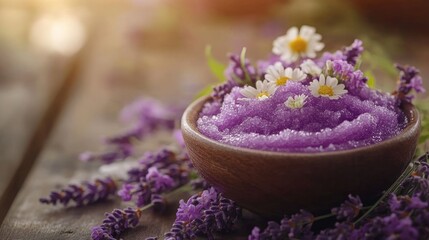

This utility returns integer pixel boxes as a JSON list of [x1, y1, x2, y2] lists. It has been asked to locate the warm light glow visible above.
[[30, 14, 86, 56]]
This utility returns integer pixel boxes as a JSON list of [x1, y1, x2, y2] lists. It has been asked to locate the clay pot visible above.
[[181, 96, 421, 217]]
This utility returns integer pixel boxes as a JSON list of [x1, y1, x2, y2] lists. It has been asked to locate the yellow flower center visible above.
[[289, 36, 307, 53], [318, 85, 334, 96], [257, 91, 269, 99], [276, 77, 289, 86]]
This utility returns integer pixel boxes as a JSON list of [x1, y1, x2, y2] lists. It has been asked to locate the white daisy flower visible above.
[[300, 59, 322, 76], [265, 62, 307, 86], [240, 80, 278, 100], [273, 25, 325, 62], [309, 74, 348, 100], [285, 94, 308, 109]]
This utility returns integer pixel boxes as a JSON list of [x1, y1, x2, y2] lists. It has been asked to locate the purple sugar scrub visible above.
[[197, 26, 423, 153], [197, 82, 406, 152]]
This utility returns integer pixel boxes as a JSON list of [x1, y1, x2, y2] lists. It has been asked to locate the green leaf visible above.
[[364, 70, 376, 88], [205, 45, 226, 82]]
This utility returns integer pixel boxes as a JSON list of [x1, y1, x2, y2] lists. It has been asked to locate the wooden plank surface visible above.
[[1, 0, 429, 239], [0, 2, 276, 237], [0, 4, 74, 218]]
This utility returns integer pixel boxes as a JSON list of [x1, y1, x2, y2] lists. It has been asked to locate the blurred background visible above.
[[0, 0, 428, 217]]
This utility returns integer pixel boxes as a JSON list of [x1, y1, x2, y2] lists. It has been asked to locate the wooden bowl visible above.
[[181, 96, 421, 217]]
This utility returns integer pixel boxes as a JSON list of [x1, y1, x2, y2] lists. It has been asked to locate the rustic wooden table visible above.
[[0, 0, 428, 239]]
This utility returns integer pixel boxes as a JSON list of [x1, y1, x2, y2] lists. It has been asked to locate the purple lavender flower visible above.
[[146, 167, 175, 192], [343, 39, 364, 66], [91, 207, 142, 240], [211, 52, 259, 102], [211, 80, 238, 101], [248, 227, 262, 240], [79, 143, 133, 164], [399, 161, 429, 198], [164, 187, 241, 239], [315, 222, 356, 240], [317, 40, 364, 67], [356, 214, 419, 240], [40, 177, 117, 206], [331, 195, 363, 222], [394, 64, 425, 104], [287, 210, 315, 239], [317, 51, 345, 66], [249, 210, 314, 240], [125, 148, 191, 185], [328, 60, 366, 95], [80, 98, 181, 164], [225, 53, 257, 85], [118, 166, 176, 208], [249, 222, 288, 240], [331, 60, 355, 81]]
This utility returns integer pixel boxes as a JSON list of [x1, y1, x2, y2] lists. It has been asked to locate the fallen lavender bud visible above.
[[249, 210, 315, 240], [39, 177, 117, 207], [331, 194, 363, 222], [80, 97, 182, 164], [164, 187, 242, 239], [118, 167, 175, 208], [79, 143, 133, 164], [106, 98, 180, 146], [91, 207, 142, 240], [126, 148, 190, 184]]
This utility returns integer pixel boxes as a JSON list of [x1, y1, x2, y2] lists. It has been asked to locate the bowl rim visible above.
[[182, 96, 421, 157]]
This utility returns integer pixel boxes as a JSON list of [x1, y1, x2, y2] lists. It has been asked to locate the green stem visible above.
[[137, 183, 194, 212], [139, 202, 154, 211], [313, 206, 372, 222], [240, 47, 253, 86]]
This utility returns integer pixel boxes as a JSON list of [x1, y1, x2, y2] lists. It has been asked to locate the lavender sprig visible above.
[[118, 148, 192, 208], [125, 148, 191, 184], [39, 177, 117, 207], [164, 187, 242, 240], [211, 51, 258, 101], [331, 195, 363, 222], [118, 167, 175, 208], [318, 39, 364, 67], [328, 59, 367, 95], [80, 98, 181, 164], [80, 143, 133, 164], [249, 210, 315, 240], [91, 207, 142, 240], [394, 64, 425, 104], [343, 39, 364, 66]]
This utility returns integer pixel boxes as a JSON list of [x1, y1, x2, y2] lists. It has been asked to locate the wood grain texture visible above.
[[0, 25, 71, 210]]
